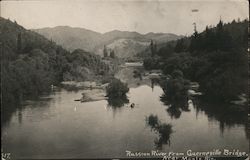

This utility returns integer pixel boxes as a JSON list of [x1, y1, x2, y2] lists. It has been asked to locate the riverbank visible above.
[[74, 89, 107, 102], [61, 81, 108, 90]]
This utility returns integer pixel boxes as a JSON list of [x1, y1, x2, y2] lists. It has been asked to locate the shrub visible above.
[[106, 78, 129, 98], [143, 57, 160, 70]]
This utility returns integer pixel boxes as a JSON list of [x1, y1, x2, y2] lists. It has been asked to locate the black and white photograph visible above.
[[0, 0, 249, 159]]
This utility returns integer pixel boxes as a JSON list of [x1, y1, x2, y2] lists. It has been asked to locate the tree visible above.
[[17, 32, 22, 53], [174, 39, 185, 53], [157, 43, 175, 58], [103, 45, 108, 57], [143, 57, 159, 70], [110, 49, 115, 58], [150, 39, 157, 57], [204, 25, 216, 51], [215, 20, 233, 51], [189, 23, 199, 52], [172, 69, 184, 79], [106, 78, 129, 98], [154, 43, 157, 54], [146, 114, 173, 148]]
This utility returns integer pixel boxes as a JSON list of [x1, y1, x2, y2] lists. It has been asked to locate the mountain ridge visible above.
[[33, 26, 182, 58], [34, 26, 181, 37]]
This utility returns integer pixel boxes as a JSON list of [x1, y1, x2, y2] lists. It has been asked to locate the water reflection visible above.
[[194, 99, 248, 138], [146, 114, 173, 149], [159, 75, 191, 120], [107, 96, 129, 108], [17, 108, 23, 124], [2, 95, 54, 127], [2, 81, 248, 158], [160, 93, 190, 119], [133, 69, 142, 80], [2, 102, 20, 127], [150, 78, 160, 91], [160, 80, 248, 139]]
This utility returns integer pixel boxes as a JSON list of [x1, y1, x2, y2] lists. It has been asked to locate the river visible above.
[[1, 67, 248, 159]]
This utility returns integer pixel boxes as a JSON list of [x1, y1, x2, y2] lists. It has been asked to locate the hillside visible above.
[[0, 17, 109, 106], [96, 38, 150, 58], [34, 26, 102, 52], [33, 26, 181, 58]]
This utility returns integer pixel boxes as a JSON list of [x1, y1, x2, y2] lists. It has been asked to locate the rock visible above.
[[79, 89, 107, 102], [61, 81, 97, 89], [188, 99, 194, 108], [148, 73, 161, 79], [188, 89, 202, 96], [190, 82, 200, 90], [231, 94, 247, 105], [101, 83, 109, 88]]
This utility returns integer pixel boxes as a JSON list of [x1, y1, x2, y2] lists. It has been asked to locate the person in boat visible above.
[[130, 103, 135, 108]]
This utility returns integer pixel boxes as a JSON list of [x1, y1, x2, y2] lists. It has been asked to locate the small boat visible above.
[[130, 103, 135, 108]]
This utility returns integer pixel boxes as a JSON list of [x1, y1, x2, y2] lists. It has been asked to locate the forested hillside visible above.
[[145, 19, 248, 102], [0, 17, 109, 106]]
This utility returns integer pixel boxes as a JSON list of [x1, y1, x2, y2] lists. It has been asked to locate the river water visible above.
[[1, 68, 248, 159]]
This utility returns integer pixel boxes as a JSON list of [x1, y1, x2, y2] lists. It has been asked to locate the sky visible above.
[[1, 0, 249, 35]]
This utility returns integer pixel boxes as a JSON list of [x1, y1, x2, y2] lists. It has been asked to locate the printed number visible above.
[[1, 153, 11, 160]]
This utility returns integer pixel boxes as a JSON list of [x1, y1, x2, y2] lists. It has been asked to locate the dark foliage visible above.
[[150, 40, 157, 57], [107, 96, 129, 108], [103, 45, 108, 57], [143, 57, 160, 70], [194, 99, 248, 136], [110, 49, 115, 58], [146, 114, 173, 149], [1, 17, 109, 108], [160, 70, 190, 119], [157, 42, 176, 58], [156, 19, 248, 102], [106, 78, 129, 98], [174, 38, 186, 53]]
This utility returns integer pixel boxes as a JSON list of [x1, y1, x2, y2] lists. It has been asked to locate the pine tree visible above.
[[204, 26, 216, 51], [216, 19, 223, 33], [189, 23, 199, 52], [110, 49, 115, 58], [154, 43, 157, 54], [215, 19, 233, 51], [150, 40, 156, 57], [103, 45, 108, 57]]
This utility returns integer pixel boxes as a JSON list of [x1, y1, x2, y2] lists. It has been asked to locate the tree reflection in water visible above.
[[193, 99, 248, 138], [160, 92, 190, 119], [2, 96, 53, 127], [159, 71, 191, 119], [146, 114, 173, 149], [107, 95, 129, 108], [160, 76, 248, 139]]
